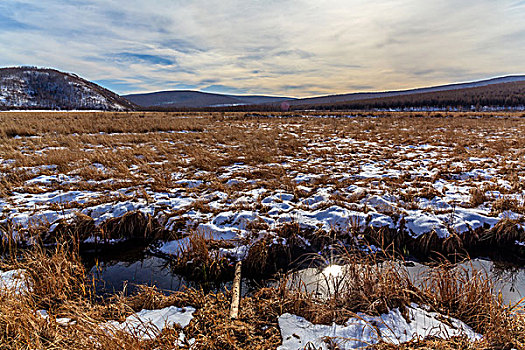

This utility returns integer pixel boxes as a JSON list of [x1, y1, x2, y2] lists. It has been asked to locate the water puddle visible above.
[[290, 259, 525, 307], [86, 244, 524, 307], [86, 248, 262, 296], [90, 255, 190, 295], [406, 259, 525, 306]]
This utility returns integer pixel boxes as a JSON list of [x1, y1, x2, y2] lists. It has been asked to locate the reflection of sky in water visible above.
[[89, 256, 190, 295], [406, 259, 525, 307], [89, 255, 259, 297], [483, 261, 525, 306], [291, 259, 525, 308]]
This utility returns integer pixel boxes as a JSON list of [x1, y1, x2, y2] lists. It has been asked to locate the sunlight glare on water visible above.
[[322, 264, 344, 278]]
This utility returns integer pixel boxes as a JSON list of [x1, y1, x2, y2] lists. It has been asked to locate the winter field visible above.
[[1, 111, 525, 349]]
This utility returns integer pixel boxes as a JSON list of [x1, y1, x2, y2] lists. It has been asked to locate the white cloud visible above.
[[0, 0, 523, 96]]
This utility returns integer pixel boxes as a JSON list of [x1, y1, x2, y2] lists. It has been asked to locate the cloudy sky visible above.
[[0, 0, 524, 97]]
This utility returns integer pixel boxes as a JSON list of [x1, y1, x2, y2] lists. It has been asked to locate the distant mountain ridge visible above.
[[286, 75, 525, 106], [0, 67, 135, 110], [124, 90, 294, 108], [1, 66, 523, 111], [125, 75, 525, 110]]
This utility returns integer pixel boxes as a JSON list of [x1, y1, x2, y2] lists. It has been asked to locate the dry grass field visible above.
[[1, 111, 525, 349]]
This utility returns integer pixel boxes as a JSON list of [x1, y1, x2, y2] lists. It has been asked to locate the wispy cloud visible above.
[[113, 53, 175, 66], [0, 0, 523, 96], [201, 84, 247, 95]]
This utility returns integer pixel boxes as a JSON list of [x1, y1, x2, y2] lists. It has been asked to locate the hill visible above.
[[124, 90, 294, 108], [0, 67, 135, 111], [289, 78, 525, 111], [286, 76, 525, 107], [126, 75, 525, 111], [4, 66, 521, 111]]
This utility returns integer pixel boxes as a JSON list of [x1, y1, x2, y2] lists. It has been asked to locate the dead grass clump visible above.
[[100, 211, 164, 243], [245, 224, 318, 278], [441, 232, 466, 257], [479, 219, 525, 249], [363, 226, 408, 258], [172, 232, 235, 282], [337, 255, 422, 316], [417, 185, 441, 200], [469, 187, 487, 207], [408, 230, 440, 258], [45, 212, 99, 246], [491, 197, 525, 215], [420, 262, 525, 349], [259, 253, 421, 326], [244, 241, 297, 278], [244, 237, 294, 279], [17, 245, 89, 310], [0, 222, 21, 255]]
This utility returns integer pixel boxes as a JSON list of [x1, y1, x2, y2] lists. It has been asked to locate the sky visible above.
[[0, 0, 524, 97]]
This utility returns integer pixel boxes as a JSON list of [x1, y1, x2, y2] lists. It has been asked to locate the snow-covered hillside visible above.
[[0, 67, 135, 111]]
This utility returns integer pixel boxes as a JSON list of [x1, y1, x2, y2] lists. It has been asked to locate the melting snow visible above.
[[278, 304, 481, 349], [103, 306, 195, 340], [0, 269, 30, 294]]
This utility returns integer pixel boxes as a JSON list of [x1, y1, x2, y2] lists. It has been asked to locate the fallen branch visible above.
[[230, 260, 242, 319]]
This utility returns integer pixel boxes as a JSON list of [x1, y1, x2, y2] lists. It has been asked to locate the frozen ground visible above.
[[1, 113, 524, 348], [278, 303, 481, 349], [103, 306, 195, 341], [0, 268, 29, 293], [1, 115, 524, 257]]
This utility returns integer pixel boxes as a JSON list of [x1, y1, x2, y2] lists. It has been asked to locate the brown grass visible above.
[[0, 246, 280, 349], [170, 231, 236, 282], [2, 111, 525, 348], [1, 244, 525, 349], [469, 187, 487, 207], [257, 251, 525, 349]]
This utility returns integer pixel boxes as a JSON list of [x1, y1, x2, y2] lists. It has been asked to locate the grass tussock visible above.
[[0, 246, 282, 349], [263, 255, 422, 325], [1, 245, 525, 348], [244, 223, 323, 278], [2, 112, 525, 348], [100, 211, 164, 242], [171, 231, 236, 282], [418, 261, 523, 348], [45, 212, 99, 246], [469, 187, 487, 207]]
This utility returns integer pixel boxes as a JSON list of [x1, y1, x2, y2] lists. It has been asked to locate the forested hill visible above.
[[0, 67, 135, 110], [283, 76, 525, 111]]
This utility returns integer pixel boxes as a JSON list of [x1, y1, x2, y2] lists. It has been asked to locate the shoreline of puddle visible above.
[[83, 245, 525, 307]]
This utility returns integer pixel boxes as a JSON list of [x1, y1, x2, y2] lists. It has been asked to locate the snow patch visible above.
[[103, 306, 195, 340], [278, 304, 481, 349], [0, 269, 30, 294]]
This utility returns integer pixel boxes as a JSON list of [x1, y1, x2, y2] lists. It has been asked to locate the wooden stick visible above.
[[230, 260, 242, 319]]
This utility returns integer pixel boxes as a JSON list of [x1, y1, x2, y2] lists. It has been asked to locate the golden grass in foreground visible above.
[[1, 111, 525, 348], [1, 246, 525, 349]]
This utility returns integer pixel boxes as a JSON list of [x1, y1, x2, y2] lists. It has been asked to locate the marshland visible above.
[[1, 111, 525, 349]]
